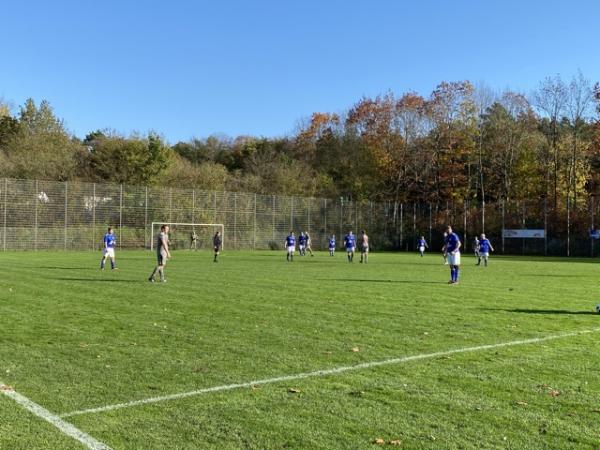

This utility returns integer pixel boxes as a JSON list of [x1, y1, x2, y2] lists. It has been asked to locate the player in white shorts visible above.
[[285, 232, 296, 262], [444, 225, 461, 284]]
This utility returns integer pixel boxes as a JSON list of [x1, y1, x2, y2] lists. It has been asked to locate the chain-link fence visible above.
[[1, 178, 597, 256]]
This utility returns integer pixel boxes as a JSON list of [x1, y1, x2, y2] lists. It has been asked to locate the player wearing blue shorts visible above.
[[328, 235, 336, 256], [444, 225, 461, 284], [344, 231, 356, 262], [298, 232, 307, 256], [476, 233, 494, 266], [285, 232, 296, 262], [100, 227, 117, 270]]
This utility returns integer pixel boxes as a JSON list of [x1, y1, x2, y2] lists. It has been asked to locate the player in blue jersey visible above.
[[344, 231, 356, 262], [100, 227, 117, 270], [298, 232, 307, 256], [418, 236, 428, 257], [285, 231, 296, 262], [476, 233, 494, 266], [444, 225, 461, 284], [328, 234, 336, 256]]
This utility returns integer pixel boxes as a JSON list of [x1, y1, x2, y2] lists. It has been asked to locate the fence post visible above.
[[169, 188, 173, 223], [144, 186, 148, 249], [192, 189, 196, 225], [501, 199, 505, 254], [400, 203, 403, 251], [290, 196, 294, 230], [429, 203, 432, 247], [233, 192, 237, 249], [324, 199, 327, 237], [92, 183, 96, 250], [2, 178, 6, 252], [272, 195, 275, 243], [463, 200, 468, 253], [544, 196, 548, 256], [412, 203, 417, 251], [64, 182, 68, 251], [591, 195, 595, 257], [119, 184, 123, 249], [482, 198, 486, 233], [34, 180, 38, 251], [253, 193, 257, 250], [566, 194, 571, 257], [339, 198, 343, 239]]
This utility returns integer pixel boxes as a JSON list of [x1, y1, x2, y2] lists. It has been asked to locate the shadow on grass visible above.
[[484, 307, 597, 315], [54, 277, 142, 283], [320, 278, 447, 285]]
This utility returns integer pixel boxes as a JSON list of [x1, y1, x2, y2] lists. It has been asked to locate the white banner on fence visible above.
[[502, 229, 545, 238]]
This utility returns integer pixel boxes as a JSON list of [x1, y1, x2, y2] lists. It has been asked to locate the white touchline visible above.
[[60, 327, 600, 419], [0, 384, 112, 450]]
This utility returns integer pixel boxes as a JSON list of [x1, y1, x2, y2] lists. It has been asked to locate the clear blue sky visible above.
[[1, 0, 598, 143]]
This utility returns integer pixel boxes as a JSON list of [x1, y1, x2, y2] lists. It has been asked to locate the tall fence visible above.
[[0, 178, 598, 256]]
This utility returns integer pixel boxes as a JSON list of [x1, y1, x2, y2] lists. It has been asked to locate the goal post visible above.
[[150, 222, 224, 251]]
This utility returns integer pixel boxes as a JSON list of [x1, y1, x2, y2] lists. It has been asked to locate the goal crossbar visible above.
[[150, 222, 224, 250]]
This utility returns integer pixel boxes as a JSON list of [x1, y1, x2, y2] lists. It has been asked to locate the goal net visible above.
[[150, 223, 224, 251]]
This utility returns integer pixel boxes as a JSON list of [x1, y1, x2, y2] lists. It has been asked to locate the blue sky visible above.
[[1, 0, 598, 143]]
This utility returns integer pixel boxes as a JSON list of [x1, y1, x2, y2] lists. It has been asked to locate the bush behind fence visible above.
[[0, 178, 598, 256]]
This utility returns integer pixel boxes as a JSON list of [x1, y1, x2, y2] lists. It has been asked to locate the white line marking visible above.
[[60, 327, 600, 418], [0, 383, 112, 450]]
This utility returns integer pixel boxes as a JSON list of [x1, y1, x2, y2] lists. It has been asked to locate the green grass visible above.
[[1, 250, 600, 449]]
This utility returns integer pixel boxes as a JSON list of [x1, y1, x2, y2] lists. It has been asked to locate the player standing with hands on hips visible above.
[[444, 225, 461, 284]]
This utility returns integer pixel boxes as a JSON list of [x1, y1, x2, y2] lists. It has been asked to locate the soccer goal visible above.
[[150, 222, 224, 251]]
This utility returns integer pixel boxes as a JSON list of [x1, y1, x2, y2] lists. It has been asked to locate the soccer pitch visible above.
[[1, 250, 599, 449]]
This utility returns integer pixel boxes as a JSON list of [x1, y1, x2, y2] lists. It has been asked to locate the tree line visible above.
[[1, 73, 600, 212]]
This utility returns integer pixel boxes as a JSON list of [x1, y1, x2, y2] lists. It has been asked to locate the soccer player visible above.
[[359, 230, 369, 264], [304, 231, 315, 256], [190, 230, 198, 250], [444, 225, 461, 284], [441, 231, 448, 265], [285, 231, 296, 262], [418, 236, 428, 257], [473, 236, 480, 258], [476, 233, 494, 266], [298, 232, 307, 256], [213, 231, 222, 262], [100, 227, 117, 270], [344, 230, 356, 262], [328, 234, 336, 256], [149, 225, 171, 283]]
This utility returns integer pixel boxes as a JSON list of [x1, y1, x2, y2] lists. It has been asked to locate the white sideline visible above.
[[60, 327, 600, 418], [0, 383, 112, 450]]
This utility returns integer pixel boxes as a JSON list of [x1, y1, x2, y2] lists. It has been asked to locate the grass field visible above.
[[1, 249, 599, 449]]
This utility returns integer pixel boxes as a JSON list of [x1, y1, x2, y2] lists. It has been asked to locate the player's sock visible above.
[[450, 267, 456, 282], [110, 259, 115, 270], [100, 259, 105, 270], [455, 267, 460, 282], [286, 253, 289, 261]]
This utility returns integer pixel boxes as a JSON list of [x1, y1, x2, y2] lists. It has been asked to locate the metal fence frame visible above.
[[0, 178, 597, 256]]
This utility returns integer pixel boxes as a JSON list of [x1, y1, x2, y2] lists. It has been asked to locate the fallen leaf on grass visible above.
[[288, 388, 301, 393], [548, 389, 560, 397], [251, 384, 260, 390], [351, 347, 360, 353], [79, 343, 88, 348], [390, 439, 402, 446], [516, 401, 528, 406], [0, 385, 13, 392], [349, 390, 365, 397], [373, 438, 385, 445]]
